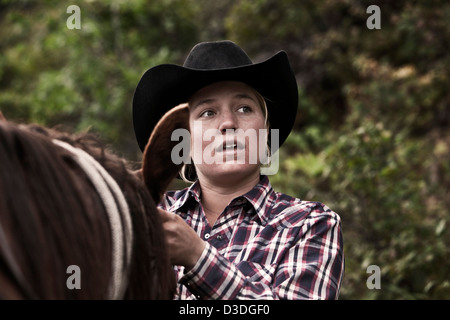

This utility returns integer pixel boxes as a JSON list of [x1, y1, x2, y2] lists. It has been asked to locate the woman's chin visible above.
[[197, 163, 259, 181]]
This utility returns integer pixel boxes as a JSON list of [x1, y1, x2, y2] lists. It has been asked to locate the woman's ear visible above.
[[142, 103, 190, 203]]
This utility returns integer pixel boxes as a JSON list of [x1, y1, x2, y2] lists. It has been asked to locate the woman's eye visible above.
[[237, 106, 252, 113], [199, 110, 215, 118]]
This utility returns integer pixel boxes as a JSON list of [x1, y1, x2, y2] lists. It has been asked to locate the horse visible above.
[[0, 104, 190, 299]]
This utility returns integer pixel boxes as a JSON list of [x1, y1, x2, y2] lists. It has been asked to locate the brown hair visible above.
[[0, 121, 175, 299]]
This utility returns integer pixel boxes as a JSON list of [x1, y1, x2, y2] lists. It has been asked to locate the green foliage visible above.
[[325, 122, 449, 299], [0, 0, 199, 160], [1, 0, 448, 299]]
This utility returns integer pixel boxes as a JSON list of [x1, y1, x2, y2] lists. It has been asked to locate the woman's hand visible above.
[[158, 208, 206, 270]]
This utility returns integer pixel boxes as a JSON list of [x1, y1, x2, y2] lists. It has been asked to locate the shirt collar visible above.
[[171, 175, 276, 225], [165, 179, 201, 217], [240, 175, 275, 225]]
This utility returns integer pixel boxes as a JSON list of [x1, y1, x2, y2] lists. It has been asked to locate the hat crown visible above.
[[183, 40, 253, 70]]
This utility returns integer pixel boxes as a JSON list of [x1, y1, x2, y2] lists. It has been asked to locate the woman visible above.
[[133, 40, 344, 299]]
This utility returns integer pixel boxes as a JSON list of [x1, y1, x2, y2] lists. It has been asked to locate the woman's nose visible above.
[[218, 110, 238, 133]]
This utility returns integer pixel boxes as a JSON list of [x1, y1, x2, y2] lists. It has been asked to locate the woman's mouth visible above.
[[215, 140, 245, 153]]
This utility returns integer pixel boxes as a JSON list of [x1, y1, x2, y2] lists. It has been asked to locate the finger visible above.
[[157, 208, 173, 222]]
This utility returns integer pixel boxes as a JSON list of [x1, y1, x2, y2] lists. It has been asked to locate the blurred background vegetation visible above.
[[0, 0, 448, 299]]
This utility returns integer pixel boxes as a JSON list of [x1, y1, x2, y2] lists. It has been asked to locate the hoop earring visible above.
[[260, 144, 272, 167]]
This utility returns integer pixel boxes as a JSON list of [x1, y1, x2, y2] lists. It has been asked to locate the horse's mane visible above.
[[0, 121, 176, 299]]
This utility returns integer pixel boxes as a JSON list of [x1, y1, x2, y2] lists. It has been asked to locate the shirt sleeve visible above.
[[178, 210, 344, 300]]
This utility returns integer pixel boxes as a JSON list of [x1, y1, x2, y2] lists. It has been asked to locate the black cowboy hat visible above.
[[132, 40, 298, 152]]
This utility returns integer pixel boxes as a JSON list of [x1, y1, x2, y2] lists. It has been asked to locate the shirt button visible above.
[[204, 233, 210, 239]]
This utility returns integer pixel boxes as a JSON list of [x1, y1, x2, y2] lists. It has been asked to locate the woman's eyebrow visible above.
[[191, 98, 216, 110], [233, 93, 257, 103], [191, 93, 256, 110]]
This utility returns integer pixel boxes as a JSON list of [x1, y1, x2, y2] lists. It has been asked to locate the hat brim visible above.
[[133, 51, 298, 152]]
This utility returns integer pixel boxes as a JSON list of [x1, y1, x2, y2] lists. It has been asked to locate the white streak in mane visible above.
[[52, 139, 133, 300]]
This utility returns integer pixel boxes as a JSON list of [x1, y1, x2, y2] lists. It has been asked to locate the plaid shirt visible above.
[[158, 175, 344, 300]]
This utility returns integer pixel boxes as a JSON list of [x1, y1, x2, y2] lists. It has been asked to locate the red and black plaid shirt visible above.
[[159, 175, 344, 300]]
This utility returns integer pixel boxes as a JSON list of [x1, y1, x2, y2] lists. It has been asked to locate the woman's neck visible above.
[[198, 171, 260, 225]]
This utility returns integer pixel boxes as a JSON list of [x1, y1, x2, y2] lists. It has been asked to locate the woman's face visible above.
[[188, 81, 267, 183]]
